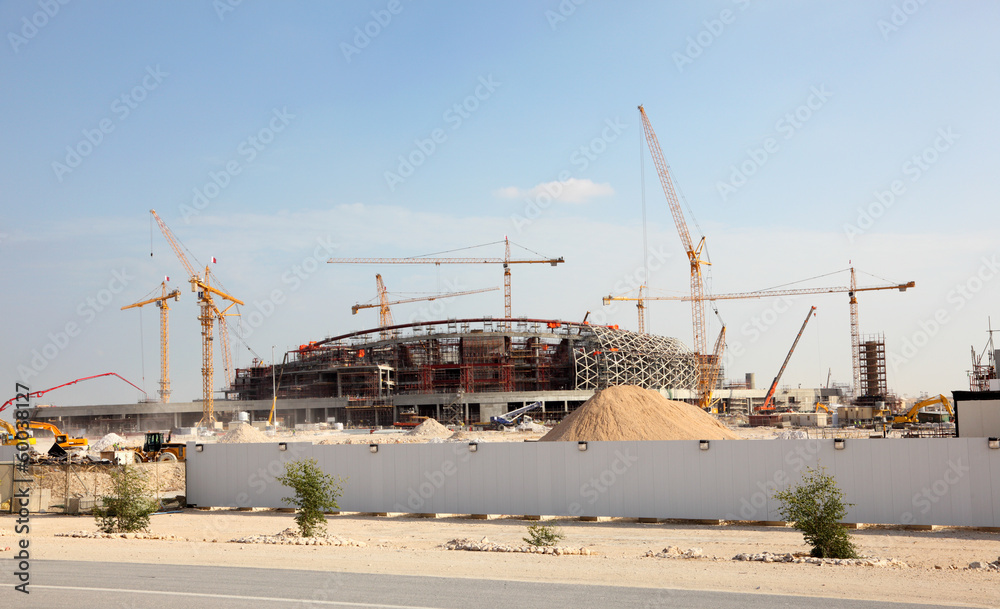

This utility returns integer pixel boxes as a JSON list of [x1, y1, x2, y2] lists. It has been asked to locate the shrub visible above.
[[94, 465, 159, 533], [773, 464, 859, 559], [523, 524, 564, 547], [276, 458, 344, 537]]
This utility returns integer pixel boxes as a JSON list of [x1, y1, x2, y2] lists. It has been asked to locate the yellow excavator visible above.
[[0, 419, 36, 446], [28, 421, 88, 452], [893, 394, 953, 426]]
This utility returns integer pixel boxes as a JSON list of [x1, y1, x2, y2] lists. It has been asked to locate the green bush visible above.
[[523, 524, 564, 547], [773, 464, 859, 559], [276, 458, 344, 537], [94, 465, 159, 533]]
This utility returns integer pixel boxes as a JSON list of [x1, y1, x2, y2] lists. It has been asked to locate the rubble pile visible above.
[[56, 531, 182, 540], [644, 546, 711, 559], [732, 552, 909, 567], [229, 527, 366, 546], [443, 537, 593, 555]]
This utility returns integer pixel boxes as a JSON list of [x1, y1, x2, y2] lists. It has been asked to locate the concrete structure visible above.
[[185, 437, 1000, 527]]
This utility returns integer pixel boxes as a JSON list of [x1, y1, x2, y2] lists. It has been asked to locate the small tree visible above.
[[773, 464, 859, 559], [523, 524, 564, 547], [276, 458, 344, 537], [94, 465, 159, 533]]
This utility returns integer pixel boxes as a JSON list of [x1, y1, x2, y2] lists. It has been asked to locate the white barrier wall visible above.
[[185, 438, 1000, 527]]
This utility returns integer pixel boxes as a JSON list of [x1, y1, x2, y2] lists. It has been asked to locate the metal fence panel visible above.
[[184, 438, 1000, 527]]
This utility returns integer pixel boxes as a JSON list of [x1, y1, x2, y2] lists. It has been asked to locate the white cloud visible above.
[[493, 178, 614, 204]]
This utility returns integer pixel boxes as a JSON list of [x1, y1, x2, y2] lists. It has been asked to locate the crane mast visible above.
[[150, 210, 243, 426], [638, 105, 713, 408], [121, 281, 180, 402]]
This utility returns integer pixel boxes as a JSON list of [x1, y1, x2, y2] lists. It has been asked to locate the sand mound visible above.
[[405, 418, 452, 438], [218, 423, 270, 444], [539, 385, 738, 442]]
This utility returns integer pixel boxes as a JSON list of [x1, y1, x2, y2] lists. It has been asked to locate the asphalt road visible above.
[[0, 559, 980, 608]]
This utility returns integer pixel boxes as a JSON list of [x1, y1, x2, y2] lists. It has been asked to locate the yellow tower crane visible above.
[[329, 237, 563, 329], [352, 274, 500, 339], [604, 269, 914, 396], [150, 210, 243, 427], [121, 281, 181, 403]]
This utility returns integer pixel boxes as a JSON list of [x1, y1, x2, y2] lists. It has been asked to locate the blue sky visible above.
[[1, 1, 998, 409]]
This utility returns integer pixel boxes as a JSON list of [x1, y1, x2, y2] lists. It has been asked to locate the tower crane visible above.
[[329, 237, 563, 328], [352, 274, 500, 339], [121, 281, 181, 403], [603, 268, 914, 396], [638, 105, 720, 410], [150, 210, 244, 427], [760, 306, 817, 413]]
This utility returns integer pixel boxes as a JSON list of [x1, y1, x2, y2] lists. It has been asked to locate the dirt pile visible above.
[[89, 433, 131, 453], [218, 423, 271, 444], [539, 385, 738, 442], [405, 418, 452, 438]]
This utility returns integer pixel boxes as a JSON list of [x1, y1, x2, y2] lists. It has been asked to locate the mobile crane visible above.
[[490, 401, 542, 429]]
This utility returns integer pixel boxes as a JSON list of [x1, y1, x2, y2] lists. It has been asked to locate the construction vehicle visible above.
[[130, 432, 186, 462], [0, 419, 36, 446], [490, 401, 542, 429], [760, 307, 817, 413], [393, 411, 430, 428], [28, 421, 88, 449], [815, 403, 831, 414], [893, 394, 953, 427]]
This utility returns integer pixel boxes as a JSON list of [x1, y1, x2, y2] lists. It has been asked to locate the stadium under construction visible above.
[[228, 317, 699, 427]]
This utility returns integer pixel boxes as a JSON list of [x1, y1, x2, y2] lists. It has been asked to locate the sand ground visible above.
[[2, 511, 997, 607]]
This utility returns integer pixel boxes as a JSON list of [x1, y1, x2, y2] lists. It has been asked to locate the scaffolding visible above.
[[230, 318, 699, 415]]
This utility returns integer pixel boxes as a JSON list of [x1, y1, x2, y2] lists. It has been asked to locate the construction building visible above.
[[227, 317, 699, 426]]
